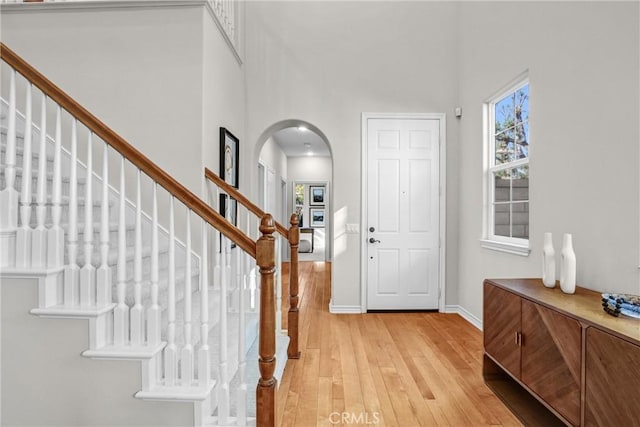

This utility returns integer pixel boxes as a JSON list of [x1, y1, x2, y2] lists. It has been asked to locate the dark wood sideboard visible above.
[[483, 278, 640, 427]]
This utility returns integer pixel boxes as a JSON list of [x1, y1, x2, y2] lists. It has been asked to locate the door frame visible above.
[[360, 112, 447, 313]]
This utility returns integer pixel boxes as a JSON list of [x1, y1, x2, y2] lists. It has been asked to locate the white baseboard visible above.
[[444, 305, 483, 331], [329, 302, 362, 314]]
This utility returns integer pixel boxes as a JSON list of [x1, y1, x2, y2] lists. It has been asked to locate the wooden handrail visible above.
[[205, 167, 289, 239], [0, 42, 256, 258]]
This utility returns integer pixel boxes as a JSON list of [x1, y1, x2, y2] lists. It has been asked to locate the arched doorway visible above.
[[253, 120, 334, 262], [253, 120, 334, 312]]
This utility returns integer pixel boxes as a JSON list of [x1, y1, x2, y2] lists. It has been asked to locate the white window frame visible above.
[[481, 72, 531, 256]]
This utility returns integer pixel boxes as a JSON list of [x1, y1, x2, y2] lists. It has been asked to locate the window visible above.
[[482, 76, 530, 256]]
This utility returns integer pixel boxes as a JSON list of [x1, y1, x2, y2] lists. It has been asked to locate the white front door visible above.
[[366, 117, 441, 310]]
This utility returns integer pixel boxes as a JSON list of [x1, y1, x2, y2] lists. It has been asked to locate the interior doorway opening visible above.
[[254, 120, 334, 264]]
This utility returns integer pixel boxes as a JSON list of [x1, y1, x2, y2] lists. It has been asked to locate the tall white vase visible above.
[[560, 233, 576, 294], [542, 232, 556, 288]]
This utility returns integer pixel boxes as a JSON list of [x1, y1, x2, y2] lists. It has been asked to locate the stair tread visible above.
[[135, 382, 216, 401], [82, 341, 166, 360]]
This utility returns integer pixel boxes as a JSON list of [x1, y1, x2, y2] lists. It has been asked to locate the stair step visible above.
[[82, 341, 166, 360], [135, 382, 216, 402], [31, 303, 116, 319]]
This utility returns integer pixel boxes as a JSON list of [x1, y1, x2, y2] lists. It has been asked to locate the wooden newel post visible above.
[[256, 214, 277, 427], [287, 212, 301, 359]]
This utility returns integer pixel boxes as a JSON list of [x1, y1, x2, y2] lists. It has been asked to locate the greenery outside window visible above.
[[482, 75, 530, 256]]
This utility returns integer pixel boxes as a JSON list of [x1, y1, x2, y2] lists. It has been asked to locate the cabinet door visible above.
[[484, 283, 521, 378], [521, 300, 581, 426], [585, 327, 640, 427]]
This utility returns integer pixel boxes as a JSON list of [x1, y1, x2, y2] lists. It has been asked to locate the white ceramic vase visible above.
[[542, 232, 556, 288], [560, 233, 576, 294]]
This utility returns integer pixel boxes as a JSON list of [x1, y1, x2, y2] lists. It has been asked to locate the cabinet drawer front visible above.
[[521, 300, 581, 426], [585, 328, 640, 427], [484, 283, 521, 378]]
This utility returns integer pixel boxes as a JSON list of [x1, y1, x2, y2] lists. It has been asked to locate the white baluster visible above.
[[236, 221, 247, 425], [147, 183, 160, 346], [181, 209, 194, 385], [114, 155, 128, 346], [64, 119, 79, 306], [0, 68, 16, 268], [213, 187, 221, 293], [47, 105, 64, 268], [130, 169, 143, 346], [275, 235, 282, 334], [16, 83, 33, 268], [0, 69, 19, 237], [80, 133, 95, 306], [96, 141, 111, 306], [164, 196, 177, 385], [198, 219, 210, 387], [218, 233, 230, 423], [31, 93, 48, 267]]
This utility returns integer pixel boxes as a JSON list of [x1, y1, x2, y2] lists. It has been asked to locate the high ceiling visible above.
[[271, 126, 331, 158]]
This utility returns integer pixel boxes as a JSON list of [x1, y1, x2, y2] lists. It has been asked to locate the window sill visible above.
[[480, 239, 530, 257]]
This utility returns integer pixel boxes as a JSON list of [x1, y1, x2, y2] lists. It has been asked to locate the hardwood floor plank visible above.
[[276, 261, 523, 426]]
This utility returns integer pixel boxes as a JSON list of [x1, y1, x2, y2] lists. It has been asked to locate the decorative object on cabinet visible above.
[[483, 278, 640, 427], [220, 127, 239, 188], [560, 233, 576, 294], [542, 232, 556, 288], [602, 293, 640, 319]]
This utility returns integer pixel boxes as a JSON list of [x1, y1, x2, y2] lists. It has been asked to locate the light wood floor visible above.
[[277, 261, 523, 427]]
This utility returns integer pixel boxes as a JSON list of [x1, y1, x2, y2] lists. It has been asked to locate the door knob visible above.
[[369, 227, 375, 232], [369, 237, 380, 244]]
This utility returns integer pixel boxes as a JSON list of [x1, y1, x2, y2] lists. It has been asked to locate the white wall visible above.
[[1, 5, 204, 194], [456, 2, 640, 319], [259, 136, 288, 221], [245, 1, 460, 309], [1, 2, 247, 202], [1, 278, 193, 426], [202, 4, 246, 198]]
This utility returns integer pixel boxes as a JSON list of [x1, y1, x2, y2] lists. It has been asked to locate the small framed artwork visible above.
[[220, 127, 239, 188], [219, 194, 238, 226], [310, 207, 325, 228], [309, 185, 325, 205], [295, 205, 304, 228], [219, 194, 237, 249]]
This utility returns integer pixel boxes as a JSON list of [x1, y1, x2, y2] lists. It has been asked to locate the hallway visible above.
[[277, 262, 522, 426]]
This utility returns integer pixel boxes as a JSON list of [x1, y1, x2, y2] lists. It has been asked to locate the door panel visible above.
[[483, 283, 521, 379], [521, 300, 581, 426], [367, 118, 440, 310], [585, 328, 640, 426], [377, 159, 400, 232]]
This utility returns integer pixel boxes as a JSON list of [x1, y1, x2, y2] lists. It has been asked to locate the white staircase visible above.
[[0, 53, 289, 426]]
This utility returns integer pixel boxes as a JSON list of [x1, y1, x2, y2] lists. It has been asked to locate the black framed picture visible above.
[[219, 194, 237, 250], [220, 127, 239, 188], [310, 207, 325, 227], [219, 194, 237, 226], [309, 185, 325, 205]]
